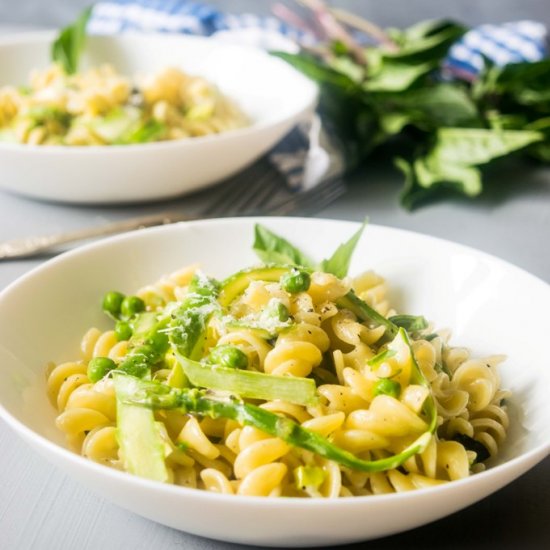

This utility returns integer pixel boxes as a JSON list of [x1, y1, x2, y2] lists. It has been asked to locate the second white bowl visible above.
[[0, 32, 317, 204]]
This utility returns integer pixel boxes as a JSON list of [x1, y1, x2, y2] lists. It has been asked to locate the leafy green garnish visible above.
[[253, 224, 315, 268], [254, 220, 367, 279], [51, 6, 92, 74], [321, 219, 367, 278]]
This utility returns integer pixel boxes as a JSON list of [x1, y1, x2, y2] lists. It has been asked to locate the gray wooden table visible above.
[[1, 1, 549, 549]]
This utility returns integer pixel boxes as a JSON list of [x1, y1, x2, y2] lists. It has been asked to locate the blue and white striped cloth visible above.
[[443, 21, 548, 81], [88, 0, 314, 46]]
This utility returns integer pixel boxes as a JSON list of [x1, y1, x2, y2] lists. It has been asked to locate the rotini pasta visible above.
[[46, 227, 511, 498], [0, 64, 248, 146]]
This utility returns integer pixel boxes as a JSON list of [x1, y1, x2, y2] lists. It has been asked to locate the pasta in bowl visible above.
[[0, 218, 548, 546], [0, 63, 249, 146]]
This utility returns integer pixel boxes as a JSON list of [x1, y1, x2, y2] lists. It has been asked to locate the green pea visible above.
[[115, 320, 133, 341], [373, 378, 401, 399], [120, 295, 145, 319], [263, 300, 290, 323], [145, 331, 169, 354], [281, 269, 311, 294], [276, 302, 290, 322], [120, 357, 150, 379], [87, 357, 116, 383], [208, 345, 248, 369], [102, 291, 125, 318]]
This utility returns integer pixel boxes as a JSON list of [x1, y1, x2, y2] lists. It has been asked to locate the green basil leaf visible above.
[[387, 84, 480, 128], [430, 128, 544, 165], [253, 224, 315, 268], [414, 156, 483, 196], [397, 128, 544, 208], [320, 218, 367, 278], [492, 59, 550, 106], [364, 60, 435, 92], [378, 112, 411, 136], [271, 51, 358, 91], [396, 155, 480, 209], [328, 55, 365, 83], [51, 6, 93, 74], [387, 20, 467, 62]]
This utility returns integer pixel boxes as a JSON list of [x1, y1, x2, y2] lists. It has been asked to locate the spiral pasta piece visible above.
[[264, 325, 327, 377], [470, 402, 509, 459], [137, 264, 199, 309]]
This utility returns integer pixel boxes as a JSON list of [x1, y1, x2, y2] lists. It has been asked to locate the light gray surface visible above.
[[1, 1, 550, 549]]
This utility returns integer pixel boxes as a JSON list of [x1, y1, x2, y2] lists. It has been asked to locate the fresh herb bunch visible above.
[[273, 4, 550, 209]]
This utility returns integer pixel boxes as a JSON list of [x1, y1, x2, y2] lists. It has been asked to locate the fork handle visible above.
[[0, 211, 193, 260]]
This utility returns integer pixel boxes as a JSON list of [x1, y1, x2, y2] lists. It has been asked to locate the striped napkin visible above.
[[443, 21, 548, 81]]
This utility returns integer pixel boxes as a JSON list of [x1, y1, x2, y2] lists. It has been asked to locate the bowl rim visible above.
[[0, 216, 549, 507], [0, 31, 318, 154]]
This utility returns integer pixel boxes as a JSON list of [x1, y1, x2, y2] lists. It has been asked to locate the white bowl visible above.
[[0, 32, 317, 204], [0, 218, 548, 546]]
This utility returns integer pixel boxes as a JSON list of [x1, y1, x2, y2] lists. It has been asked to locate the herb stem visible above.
[[329, 7, 399, 52]]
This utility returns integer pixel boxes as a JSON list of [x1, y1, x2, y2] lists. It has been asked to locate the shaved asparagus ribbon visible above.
[[120, 373, 434, 473]]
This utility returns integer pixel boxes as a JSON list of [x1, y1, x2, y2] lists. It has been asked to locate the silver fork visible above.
[[0, 176, 345, 260]]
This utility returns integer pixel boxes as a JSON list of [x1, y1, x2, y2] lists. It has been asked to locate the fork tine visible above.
[[266, 177, 346, 216], [226, 172, 282, 215], [201, 168, 281, 218], [200, 174, 253, 217]]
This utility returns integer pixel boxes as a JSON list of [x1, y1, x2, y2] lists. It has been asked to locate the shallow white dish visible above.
[[0, 217, 548, 547], [0, 33, 317, 204]]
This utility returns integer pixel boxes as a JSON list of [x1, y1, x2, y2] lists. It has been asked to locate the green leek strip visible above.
[[389, 314, 429, 332], [399, 328, 438, 433], [224, 321, 273, 340], [113, 374, 169, 482], [122, 374, 432, 473], [218, 265, 291, 308], [336, 291, 399, 340], [175, 352, 318, 407]]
